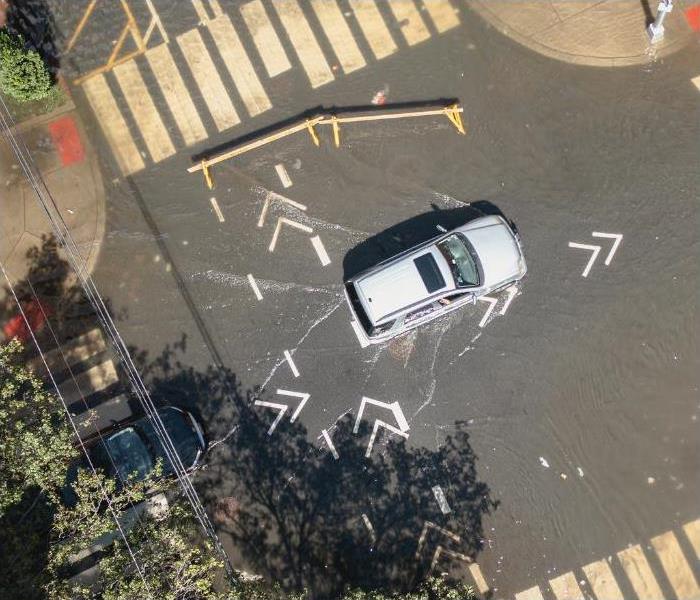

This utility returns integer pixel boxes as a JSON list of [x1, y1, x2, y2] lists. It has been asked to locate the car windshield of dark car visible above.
[[137, 409, 200, 476], [437, 234, 479, 287], [92, 427, 153, 483]]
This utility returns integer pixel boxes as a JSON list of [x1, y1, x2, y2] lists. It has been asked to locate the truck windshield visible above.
[[437, 234, 479, 287]]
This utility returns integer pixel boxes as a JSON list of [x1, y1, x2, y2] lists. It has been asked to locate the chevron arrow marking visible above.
[[254, 400, 287, 435], [591, 232, 623, 265], [568, 242, 601, 278], [499, 285, 518, 316], [257, 192, 307, 228], [365, 419, 409, 457], [276, 389, 310, 422], [268, 217, 313, 252], [477, 295, 497, 327], [354, 396, 409, 434], [415, 521, 461, 559], [430, 546, 473, 573]]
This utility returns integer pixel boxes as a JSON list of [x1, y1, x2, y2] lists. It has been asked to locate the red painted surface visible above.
[[48, 116, 85, 166], [2, 299, 52, 343], [685, 4, 700, 32]]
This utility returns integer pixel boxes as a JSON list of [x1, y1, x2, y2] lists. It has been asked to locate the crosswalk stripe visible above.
[[422, 0, 461, 33], [81, 74, 144, 175], [549, 571, 584, 600], [582, 559, 624, 600], [651, 531, 700, 599], [691, 75, 700, 92], [515, 585, 545, 600], [618, 544, 665, 600], [145, 44, 207, 146], [683, 518, 700, 558], [207, 14, 271, 117], [177, 28, 240, 131], [388, 0, 431, 46], [272, 0, 334, 88], [349, 0, 398, 60], [191, 0, 209, 23], [240, 0, 292, 77], [468, 563, 490, 594], [113, 60, 176, 163], [58, 360, 118, 404], [310, 0, 366, 74]]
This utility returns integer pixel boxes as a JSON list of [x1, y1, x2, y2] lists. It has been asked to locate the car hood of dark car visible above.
[[138, 407, 202, 475]]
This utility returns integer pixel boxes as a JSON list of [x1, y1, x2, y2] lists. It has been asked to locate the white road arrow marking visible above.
[[430, 546, 472, 572], [499, 285, 518, 316], [247, 273, 263, 300], [415, 521, 461, 559], [254, 400, 287, 435], [268, 217, 313, 252], [592, 232, 623, 265], [568, 242, 601, 278], [276, 389, 310, 422], [354, 396, 409, 434], [365, 419, 409, 457], [257, 193, 307, 228], [321, 429, 339, 459], [477, 295, 497, 327]]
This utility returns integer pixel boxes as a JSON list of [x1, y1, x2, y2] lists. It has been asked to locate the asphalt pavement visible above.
[[38, 1, 700, 597]]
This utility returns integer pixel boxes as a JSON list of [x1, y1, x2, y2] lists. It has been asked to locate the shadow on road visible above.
[[134, 343, 498, 598]]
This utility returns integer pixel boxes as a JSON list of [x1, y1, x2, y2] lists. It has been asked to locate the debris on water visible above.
[[577, 467, 585, 477], [539, 457, 550, 468], [647, 476, 656, 485]]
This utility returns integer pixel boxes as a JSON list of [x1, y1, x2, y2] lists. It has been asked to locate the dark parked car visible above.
[[64, 406, 206, 503]]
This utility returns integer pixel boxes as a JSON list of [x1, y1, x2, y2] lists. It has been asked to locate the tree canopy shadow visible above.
[[134, 344, 498, 599]]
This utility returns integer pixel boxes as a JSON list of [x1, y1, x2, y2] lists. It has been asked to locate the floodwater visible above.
[[2, 1, 699, 597]]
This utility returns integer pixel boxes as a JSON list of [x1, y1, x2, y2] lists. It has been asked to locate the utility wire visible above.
[[0, 96, 234, 578], [0, 261, 155, 599]]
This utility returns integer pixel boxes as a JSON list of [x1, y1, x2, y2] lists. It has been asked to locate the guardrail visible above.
[[187, 103, 466, 189]]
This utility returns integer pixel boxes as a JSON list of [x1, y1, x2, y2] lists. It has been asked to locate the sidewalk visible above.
[[467, 0, 697, 67], [0, 90, 106, 299]]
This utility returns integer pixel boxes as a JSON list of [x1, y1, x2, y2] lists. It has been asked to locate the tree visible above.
[[0, 338, 77, 515], [0, 28, 52, 102]]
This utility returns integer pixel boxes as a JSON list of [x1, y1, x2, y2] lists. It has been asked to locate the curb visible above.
[[466, 0, 695, 67]]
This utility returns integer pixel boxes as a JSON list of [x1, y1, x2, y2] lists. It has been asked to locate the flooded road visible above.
[[7, 0, 699, 597]]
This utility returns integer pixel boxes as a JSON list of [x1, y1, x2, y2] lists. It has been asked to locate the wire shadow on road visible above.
[[133, 344, 498, 598]]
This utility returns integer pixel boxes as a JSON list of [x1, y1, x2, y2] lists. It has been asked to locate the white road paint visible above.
[[415, 521, 461, 559], [258, 193, 307, 227], [354, 397, 409, 434], [240, 0, 292, 77], [310, 235, 331, 266], [539, 456, 550, 468], [365, 419, 409, 457], [422, 0, 461, 33], [430, 546, 471, 572], [591, 232, 623, 265], [361, 513, 376, 545], [253, 400, 287, 435], [692, 75, 700, 92], [321, 429, 339, 459], [469, 563, 490, 595], [431, 485, 451, 514], [349, 0, 397, 60], [209, 197, 225, 222], [268, 217, 313, 252], [276, 389, 310, 422], [275, 163, 293, 188], [283, 350, 299, 378], [515, 586, 545, 600], [246, 273, 263, 300], [350, 320, 370, 348], [477, 295, 497, 328], [499, 285, 518, 315], [568, 242, 601, 278]]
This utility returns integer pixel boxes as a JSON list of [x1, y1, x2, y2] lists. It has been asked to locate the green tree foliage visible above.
[[0, 29, 52, 102], [0, 338, 77, 515]]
